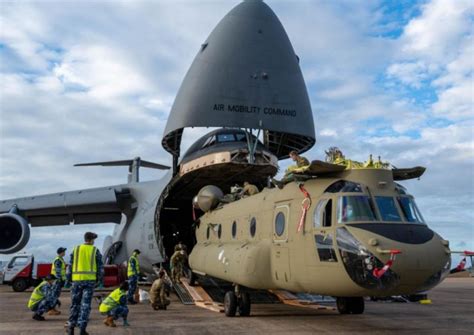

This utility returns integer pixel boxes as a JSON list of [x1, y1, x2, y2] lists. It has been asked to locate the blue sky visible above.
[[0, 0, 472, 267]]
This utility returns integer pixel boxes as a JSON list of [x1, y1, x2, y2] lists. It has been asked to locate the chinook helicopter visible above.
[[0, 0, 451, 316]]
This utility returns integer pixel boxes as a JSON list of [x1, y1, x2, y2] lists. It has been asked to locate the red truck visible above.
[[0, 254, 125, 292]]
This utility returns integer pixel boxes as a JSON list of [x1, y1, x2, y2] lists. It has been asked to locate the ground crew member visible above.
[[50, 247, 67, 314], [99, 281, 130, 327], [149, 270, 170, 310], [66, 231, 104, 335], [127, 249, 141, 304], [241, 181, 259, 197], [170, 250, 187, 283], [28, 274, 57, 321]]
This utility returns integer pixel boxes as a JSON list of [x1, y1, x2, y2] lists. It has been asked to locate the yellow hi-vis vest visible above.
[[99, 288, 125, 313], [127, 254, 140, 277], [27, 280, 48, 309], [51, 256, 66, 280], [72, 244, 98, 281]]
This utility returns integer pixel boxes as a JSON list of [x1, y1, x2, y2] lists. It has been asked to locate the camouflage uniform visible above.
[[295, 155, 310, 168], [67, 247, 103, 331], [127, 255, 139, 302], [149, 278, 170, 310], [30, 281, 56, 316], [104, 293, 129, 320], [170, 251, 186, 282], [51, 257, 66, 306]]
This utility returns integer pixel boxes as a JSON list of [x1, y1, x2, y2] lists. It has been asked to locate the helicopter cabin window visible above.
[[314, 234, 337, 262], [325, 180, 363, 193], [275, 212, 285, 236], [397, 197, 425, 224], [232, 221, 237, 238], [250, 217, 257, 237], [337, 196, 376, 223], [375, 196, 402, 222]]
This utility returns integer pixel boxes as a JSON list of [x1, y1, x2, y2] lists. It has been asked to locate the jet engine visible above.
[[0, 211, 30, 254]]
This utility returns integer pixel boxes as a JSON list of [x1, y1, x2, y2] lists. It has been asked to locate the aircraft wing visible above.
[[0, 185, 133, 227]]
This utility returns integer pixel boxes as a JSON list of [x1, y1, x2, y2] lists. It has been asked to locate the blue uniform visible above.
[[66, 247, 103, 330], [51, 258, 65, 305], [31, 282, 55, 316], [107, 295, 129, 320], [127, 257, 138, 301]]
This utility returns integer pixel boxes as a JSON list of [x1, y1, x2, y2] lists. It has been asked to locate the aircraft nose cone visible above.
[[162, 0, 315, 158]]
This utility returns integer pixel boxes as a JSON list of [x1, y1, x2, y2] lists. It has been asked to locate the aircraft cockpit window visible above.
[[325, 180, 363, 193], [375, 196, 402, 222], [202, 135, 216, 148], [232, 221, 237, 238], [235, 133, 246, 141], [397, 197, 425, 224], [275, 212, 285, 236], [250, 217, 257, 237], [337, 196, 376, 223], [217, 133, 235, 142]]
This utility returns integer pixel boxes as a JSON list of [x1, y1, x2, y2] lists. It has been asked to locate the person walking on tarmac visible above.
[[127, 249, 141, 304], [49, 247, 67, 315], [66, 232, 104, 335], [149, 270, 170, 310], [28, 274, 57, 321], [99, 281, 130, 327]]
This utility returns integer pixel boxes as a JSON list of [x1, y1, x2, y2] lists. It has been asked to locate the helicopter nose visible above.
[[336, 225, 451, 294]]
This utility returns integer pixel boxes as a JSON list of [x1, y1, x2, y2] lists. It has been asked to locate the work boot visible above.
[[79, 328, 89, 335], [48, 308, 61, 315], [65, 327, 74, 335], [32, 314, 45, 321], [104, 316, 116, 327], [123, 319, 130, 327]]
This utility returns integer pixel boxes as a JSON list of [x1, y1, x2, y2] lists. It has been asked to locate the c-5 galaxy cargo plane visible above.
[[0, 0, 451, 316]]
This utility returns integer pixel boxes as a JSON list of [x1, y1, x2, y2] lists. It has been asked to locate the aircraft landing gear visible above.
[[224, 285, 251, 317], [336, 297, 365, 314]]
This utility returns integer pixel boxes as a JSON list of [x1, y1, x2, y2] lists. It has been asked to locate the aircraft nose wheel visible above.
[[336, 297, 365, 314], [224, 291, 251, 317]]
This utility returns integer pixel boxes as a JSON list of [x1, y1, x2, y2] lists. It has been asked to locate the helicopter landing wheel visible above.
[[224, 291, 237, 317], [336, 297, 365, 314], [238, 292, 251, 316]]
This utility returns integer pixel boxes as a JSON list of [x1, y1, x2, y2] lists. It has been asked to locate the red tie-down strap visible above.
[[373, 250, 401, 279], [297, 184, 312, 233]]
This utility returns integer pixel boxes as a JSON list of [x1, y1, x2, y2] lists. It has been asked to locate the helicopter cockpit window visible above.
[[325, 180, 363, 193], [395, 183, 407, 195], [337, 196, 376, 223], [375, 196, 402, 222], [314, 234, 337, 262], [397, 197, 425, 224]]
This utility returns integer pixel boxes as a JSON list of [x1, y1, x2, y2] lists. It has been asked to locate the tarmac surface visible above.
[[0, 278, 472, 335]]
